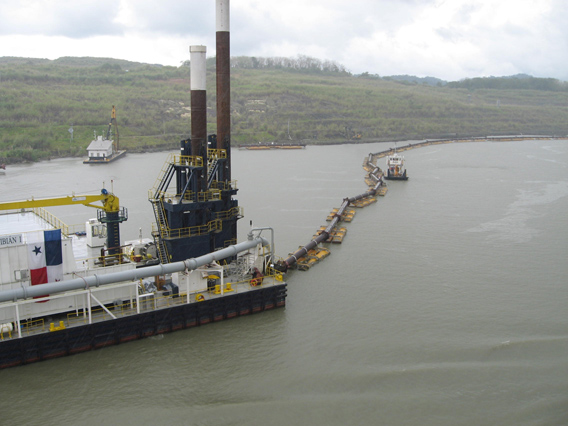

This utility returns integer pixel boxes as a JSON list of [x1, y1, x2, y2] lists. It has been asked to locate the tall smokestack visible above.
[[216, 0, 231, 182], [190, 45, 208, 193]]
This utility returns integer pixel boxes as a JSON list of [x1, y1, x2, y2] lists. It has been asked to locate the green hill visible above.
[[1, 56, 568, 163]]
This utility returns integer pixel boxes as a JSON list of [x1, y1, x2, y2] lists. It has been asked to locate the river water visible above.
[[1, 140, 567, 426]]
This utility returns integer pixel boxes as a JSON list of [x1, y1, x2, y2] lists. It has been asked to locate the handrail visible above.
[[214, 206, 243, 220], [207, 148, 227, 159], [165, 219, 222, 239], [32, 208, 69, 235], [210, 180, 238, 191], [174, 154, 203, 167]]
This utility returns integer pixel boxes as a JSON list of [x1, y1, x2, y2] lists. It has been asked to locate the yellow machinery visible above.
[[106, 105, 120, 152], [0, 189, 127, 254]]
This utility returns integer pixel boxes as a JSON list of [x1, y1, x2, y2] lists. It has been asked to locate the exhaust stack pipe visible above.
[[216, 0, 231, 182], [190, 45, 208, 192]]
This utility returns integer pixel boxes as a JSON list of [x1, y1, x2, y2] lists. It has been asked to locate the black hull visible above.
[[83, 150, 127, 164], [386, 169, 408, 181], [0, 284, 287, 369]]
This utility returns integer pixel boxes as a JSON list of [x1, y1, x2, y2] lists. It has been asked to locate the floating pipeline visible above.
[[326, 208, 355, 222], [296, 246, 331, 271], [274, 134, 568, 273], [368, 134, 568, 162], [274, 144, 397, 272], [274, 162, 385, 272]]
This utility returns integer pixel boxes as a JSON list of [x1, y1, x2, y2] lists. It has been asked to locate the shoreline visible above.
[[2, 134, 566, 166]]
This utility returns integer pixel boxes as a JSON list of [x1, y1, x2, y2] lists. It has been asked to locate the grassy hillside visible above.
[[1, 56, 568, 163]]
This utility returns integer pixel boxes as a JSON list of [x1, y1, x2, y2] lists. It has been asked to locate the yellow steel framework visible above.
[[214, 206, 243, 221], [207, 148, 227, 160], [210, 180, 237, 191], [0, 191, 121, 214], [165, 219, 223, 239]]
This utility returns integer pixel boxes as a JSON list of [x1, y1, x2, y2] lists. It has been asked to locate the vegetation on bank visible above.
[[1, 55, 568, 163]]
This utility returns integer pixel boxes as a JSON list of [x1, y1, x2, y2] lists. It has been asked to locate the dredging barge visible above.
[[0, 0, 286, 369], [0, 223, 286, 369]]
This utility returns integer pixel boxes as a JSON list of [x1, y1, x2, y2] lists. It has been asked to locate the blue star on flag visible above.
[[32, 246, 42, 256]]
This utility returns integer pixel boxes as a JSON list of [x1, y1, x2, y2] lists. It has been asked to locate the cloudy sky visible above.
[[1, 0, 566, 81]]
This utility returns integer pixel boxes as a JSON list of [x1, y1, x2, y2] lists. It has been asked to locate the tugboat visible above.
[[385, 149, 408, 180]]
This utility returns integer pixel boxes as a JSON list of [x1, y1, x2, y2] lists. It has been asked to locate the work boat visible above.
[[385, 150, 408, 180]]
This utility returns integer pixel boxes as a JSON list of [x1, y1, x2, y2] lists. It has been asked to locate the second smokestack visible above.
[[190, 45, 208, 193], [216, 0, 231, 182]]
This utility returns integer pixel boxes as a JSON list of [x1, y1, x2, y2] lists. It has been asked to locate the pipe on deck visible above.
[[0, 236, 269, 303]]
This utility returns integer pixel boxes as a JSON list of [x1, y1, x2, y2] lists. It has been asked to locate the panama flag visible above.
[[27, 229, 63, 293]]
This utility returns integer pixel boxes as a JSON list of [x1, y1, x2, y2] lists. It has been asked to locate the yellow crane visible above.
[[106, 105, 120, 152], [0, 189, 119, 212], [0, 189, 127, 255]]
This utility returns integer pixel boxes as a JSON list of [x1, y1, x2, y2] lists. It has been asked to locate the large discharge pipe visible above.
[[0, 236, 269, 303], [275, 176, 384, 272], [216, 0, 231, 182], [190, 45, 208, 193]]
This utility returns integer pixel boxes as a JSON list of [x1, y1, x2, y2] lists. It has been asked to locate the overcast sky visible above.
[[1, 0, 566, 81]]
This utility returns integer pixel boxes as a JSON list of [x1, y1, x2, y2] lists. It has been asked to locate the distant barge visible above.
[[83, 105, 126, 164], [83, 146, 126, 164], [239, 142, 306, 150]]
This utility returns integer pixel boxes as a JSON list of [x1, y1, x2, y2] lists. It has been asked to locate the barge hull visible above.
[[0, 284, 287, 369], [83, 150, 127, 164], [384, 175, 409, 181]]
